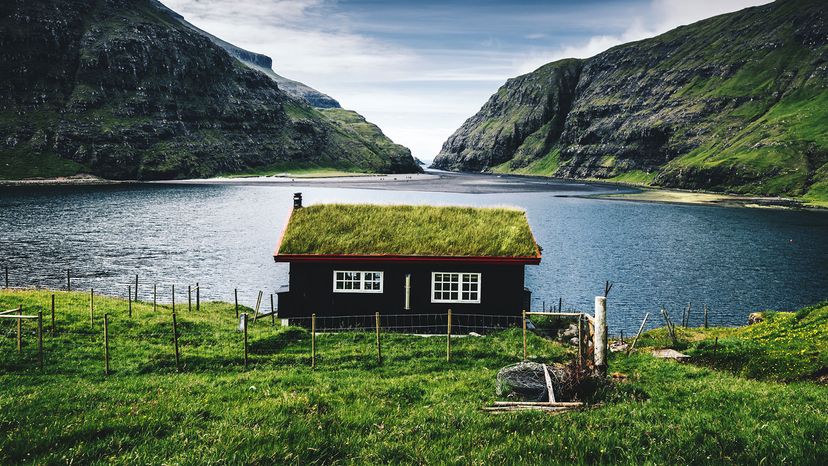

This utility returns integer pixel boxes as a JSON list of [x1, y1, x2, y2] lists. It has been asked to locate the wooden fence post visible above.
[[153, 284, 157, 312], [37, 311, 43, 370], [172, 312, 180, 372], [135, 274, 139, 301], [522, 309, 527, 362], [128, 285, 132, 318], [703, 305, 709, 329], [375, 312, 382, 365], [243, 313, 248, 369], [172, 284, 175, 313], [4, 265, 7, 288], [90, 288, 94, 328], [270, 294, 275, 326], [103, 313, 110, 376], [253, 290, 263, 323], [188, 285, 192, 312], [577, 314, 584, 369], [627, 312, 650, 356], [594, 296, 608, 376], [311, 313, 316, 369], [446, 309, 452, 362], [51, 294, 55, 335], [234, 289, 239, 318], [16, 305, 22, 353], [67, 269, 71, 292], [196, 282, 200, 311]]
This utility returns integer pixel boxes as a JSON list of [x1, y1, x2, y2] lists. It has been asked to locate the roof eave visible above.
[[273, 253, 541, 265]]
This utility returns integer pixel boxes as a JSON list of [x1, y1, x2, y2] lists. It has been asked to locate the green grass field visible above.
[[1, 290, 825, 464]]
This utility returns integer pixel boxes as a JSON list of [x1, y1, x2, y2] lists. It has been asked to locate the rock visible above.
[[432, 0, 828, 198], [748, 312, 765, 325]]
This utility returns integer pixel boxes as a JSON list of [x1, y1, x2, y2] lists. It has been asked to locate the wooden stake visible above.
[[90, 289, 94, 328], [703, 304, 709, 329], [375, 312, 382, 365], [447, 309, 452, 362], [16, 305, 22, 353], [37, 311, 43, 370], [627, 312, 649, 356], [188, 285, 192, 312], [50, 294, 55, 335], [3, 265, 7, 288], [270, 294, 275, 326], [311, 313, 316, 369], [172, 312, 180, 372], [234, 289, 239, 318], [153, 284, 157, 312], [196, 283, 200, 311], [67, 269, 71, 292], [243, 313, 248, 369], [128, 285, 132, 318], [135, 274, 139, 301], [253, 290, 263, 323], [594, 296, 608, 376], [103, 313, 110, 376], [172, 284, 175, 313], [522, 309, 527, 362], [558, 297, 562, 313]]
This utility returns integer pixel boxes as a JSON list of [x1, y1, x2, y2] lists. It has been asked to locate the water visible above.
[[2, 178, 827, 333]]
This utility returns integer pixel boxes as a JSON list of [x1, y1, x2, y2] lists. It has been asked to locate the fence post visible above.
[[522, 309, 527, 362], [311, 313, 316, 369], [51, 294, 55, 335], [234, 289, 239, 318], [90, 288, 94, 328], [375, 311, 382, 365], [67, 269, 71, 292], [196, 282, 200, 311], [153, 284, 157, 312], [172, 312, 180, 372], [594, 296, 608, 376], [577, 314, 584, 369], [103, 313, 110, 376], [37, 311, 43, 370], [703, 304, 709, 329], [270, 294, 275, 326], [128, 285, 132, 318], [135, 274, 138, 301], [243, 313, 248, 370], [172, 284, 175, 313], [188, 285, 192, 312], [16, 305, 22, 353], [446, 309, 452, 362], [4, 265, 7, 288], [253, 290, 263, 323]]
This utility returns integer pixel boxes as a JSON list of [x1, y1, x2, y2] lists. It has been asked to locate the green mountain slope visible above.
[[0, 0, 420, 180], [433, 0, 828, 203]]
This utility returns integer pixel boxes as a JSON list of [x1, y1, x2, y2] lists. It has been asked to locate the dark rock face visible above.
[[0, 0, 418, 179], [433, 0, 828, 197]]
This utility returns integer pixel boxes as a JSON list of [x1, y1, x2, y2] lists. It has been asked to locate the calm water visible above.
[[2, 179, 827, 334]]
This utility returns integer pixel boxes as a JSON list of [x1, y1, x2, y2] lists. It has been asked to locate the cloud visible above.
[[516, 0, 771, 73]]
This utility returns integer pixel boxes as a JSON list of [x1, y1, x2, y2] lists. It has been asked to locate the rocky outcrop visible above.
[[0, 0, 419, 179], [433, 0, 828, 199]]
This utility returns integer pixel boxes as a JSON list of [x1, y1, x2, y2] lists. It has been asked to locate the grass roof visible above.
[[277, 204, 539, 258]]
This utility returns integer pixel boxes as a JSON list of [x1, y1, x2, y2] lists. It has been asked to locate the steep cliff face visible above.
[[433, 0, 828, 200], [0, 0, 419, 179]]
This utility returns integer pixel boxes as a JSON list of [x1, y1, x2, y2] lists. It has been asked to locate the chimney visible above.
[[293, 192, 303, 209]]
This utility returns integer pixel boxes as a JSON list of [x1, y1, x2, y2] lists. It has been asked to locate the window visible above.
[[333, 271, 383, 293], [431, 272, 481, 303]]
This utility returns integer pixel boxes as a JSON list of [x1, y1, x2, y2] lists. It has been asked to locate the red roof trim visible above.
[[273, 253, 541, 265]]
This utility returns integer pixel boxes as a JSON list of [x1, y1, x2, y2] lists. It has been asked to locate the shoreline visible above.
[[1, 171, 824, 210]]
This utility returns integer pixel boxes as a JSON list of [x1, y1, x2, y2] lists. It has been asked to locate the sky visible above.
[[160, 0, 772, 162]]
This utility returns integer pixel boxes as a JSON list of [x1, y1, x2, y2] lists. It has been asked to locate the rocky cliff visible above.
[[0, 0, 419, 180], [433, 0, 828, 201]]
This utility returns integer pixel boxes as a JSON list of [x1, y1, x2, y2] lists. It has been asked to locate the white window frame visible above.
[[333, 270, 384, 294], [431, 272, 481, 304]]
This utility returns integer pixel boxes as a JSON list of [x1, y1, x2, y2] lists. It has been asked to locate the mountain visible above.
[[151, 0, 341, 109], [433, 0, 828, 202], [0, 0, 420, 180]]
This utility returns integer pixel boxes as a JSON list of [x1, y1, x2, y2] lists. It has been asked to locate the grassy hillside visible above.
[[1, 289, 826, 464]]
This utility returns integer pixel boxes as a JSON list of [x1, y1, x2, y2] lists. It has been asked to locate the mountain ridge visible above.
[[432, 0, 828, 203]]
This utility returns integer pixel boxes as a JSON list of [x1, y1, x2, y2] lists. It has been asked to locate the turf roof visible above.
[[276, 204, 540, 258]]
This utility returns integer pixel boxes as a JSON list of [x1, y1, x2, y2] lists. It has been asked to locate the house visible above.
[[273, 193, 541, 326]]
